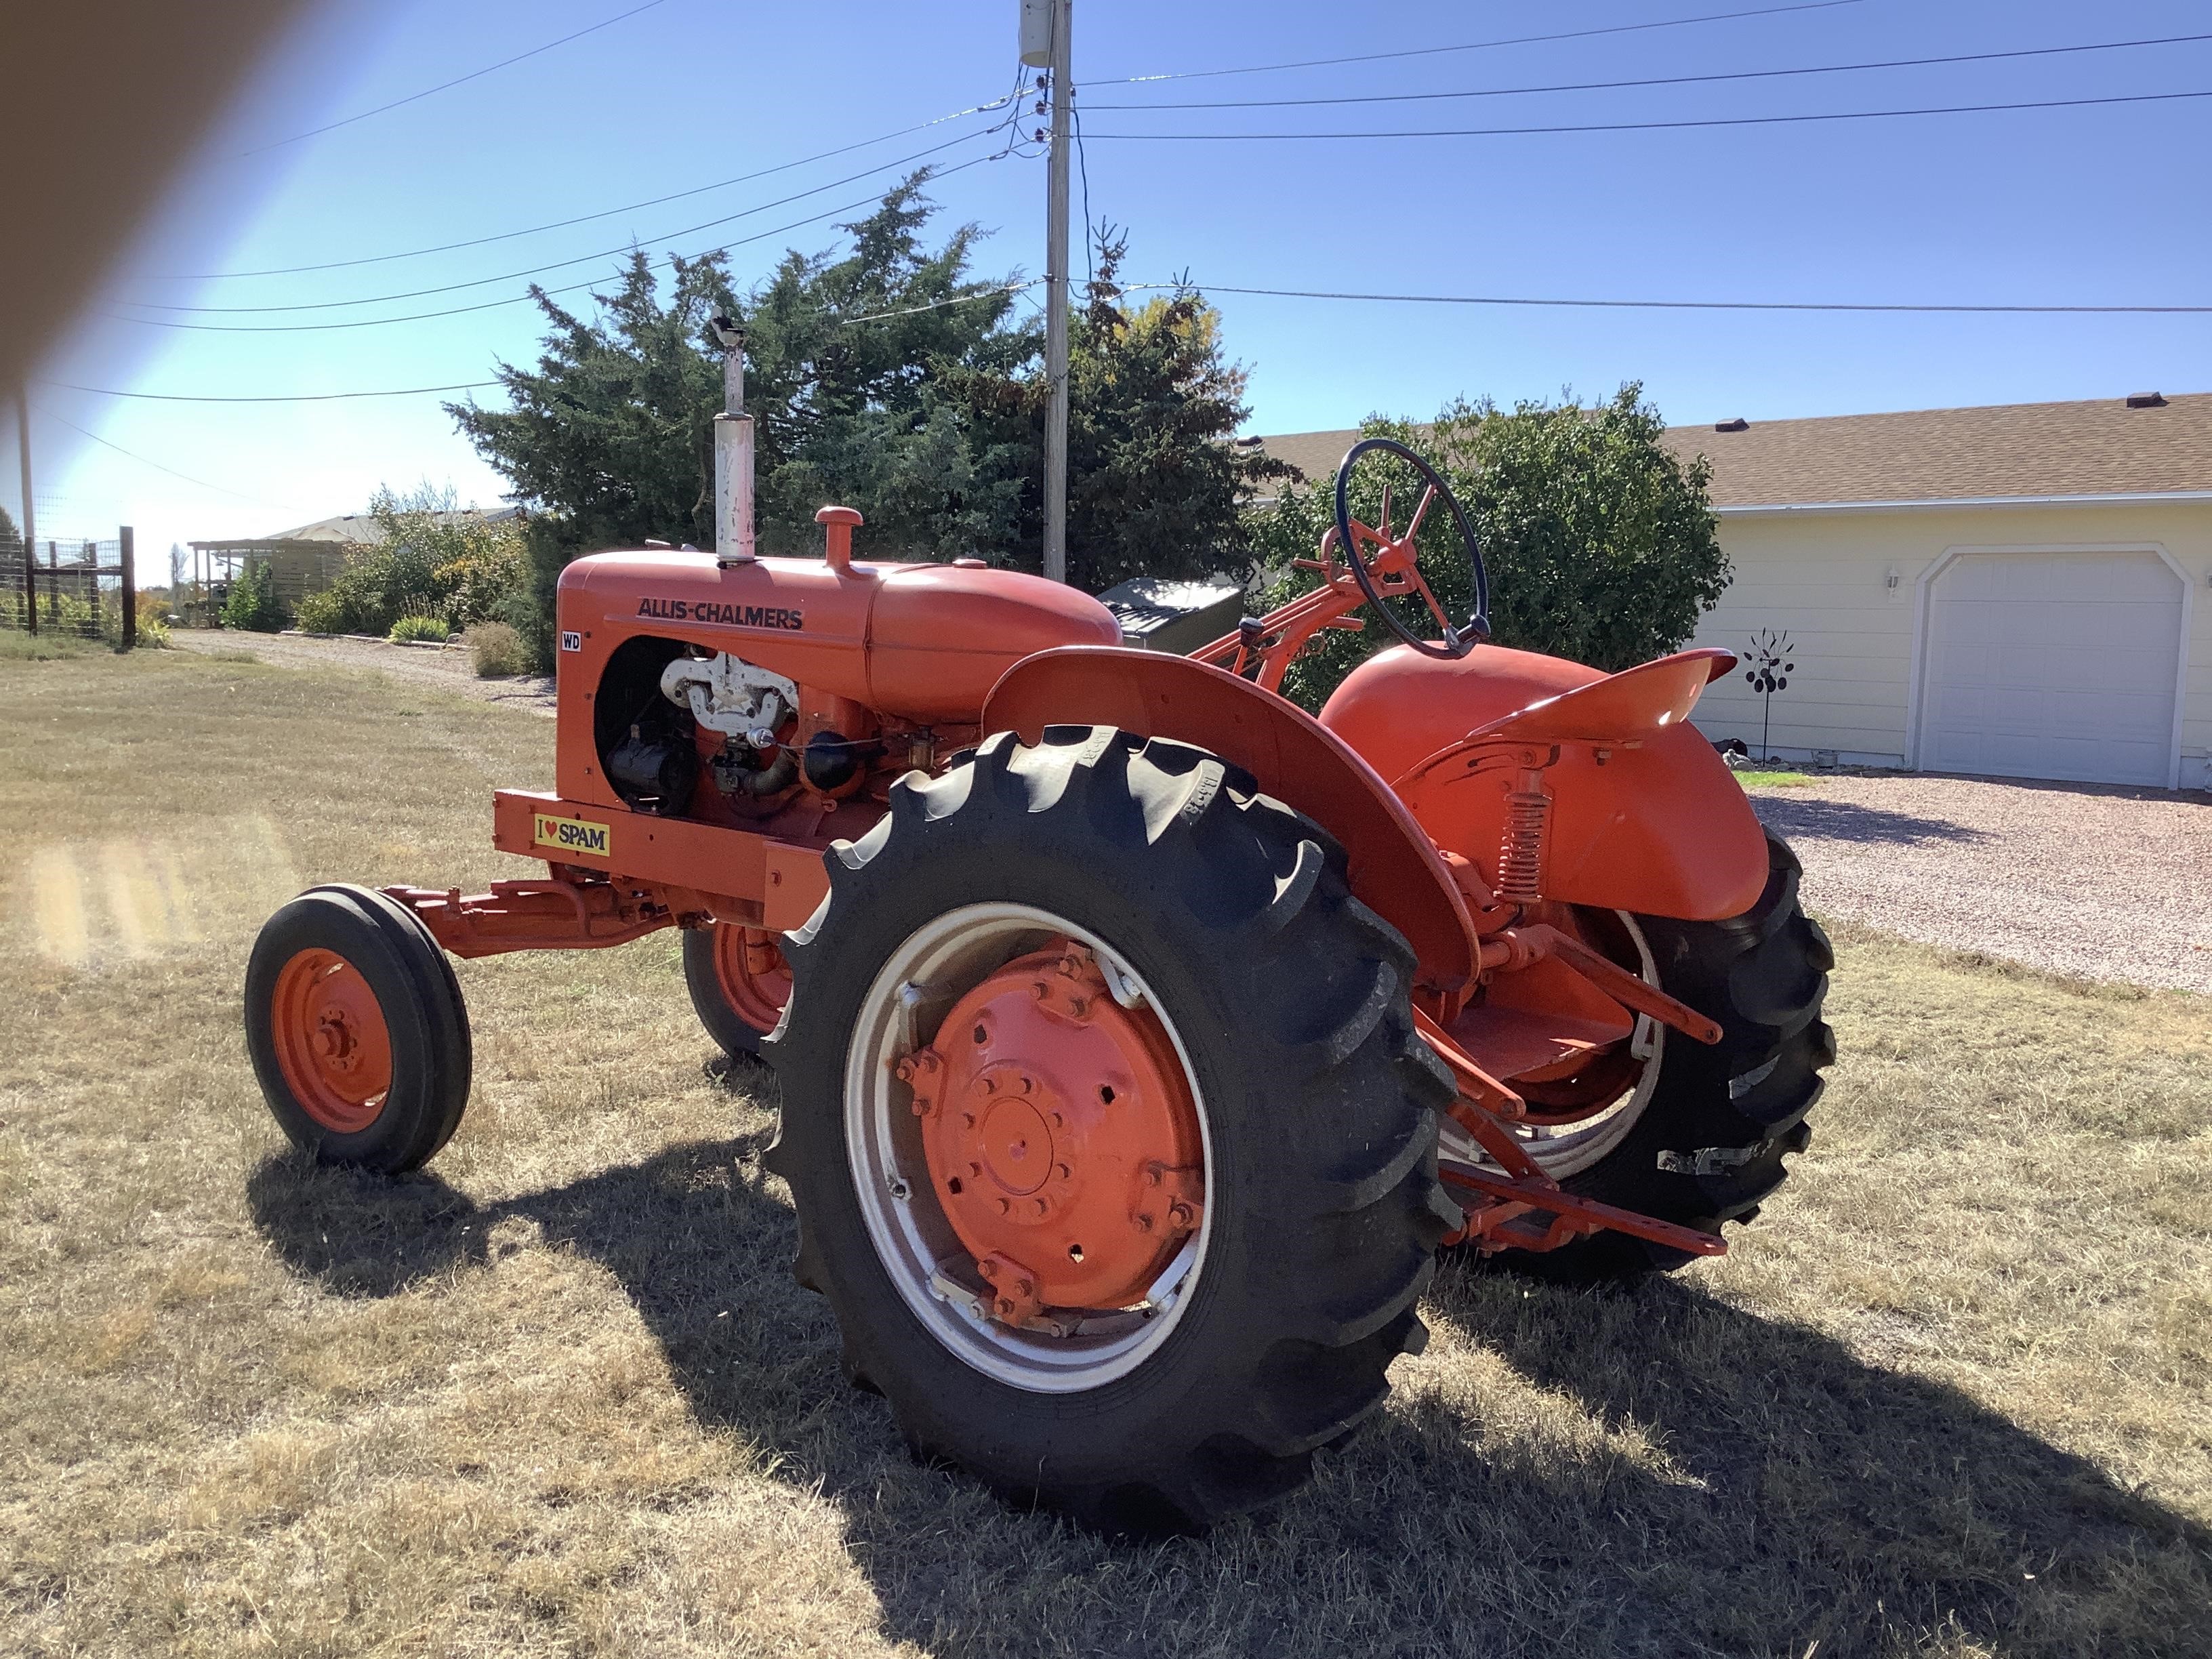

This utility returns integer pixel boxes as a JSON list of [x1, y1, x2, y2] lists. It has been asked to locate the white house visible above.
[[1254, 393, 2211, 790]]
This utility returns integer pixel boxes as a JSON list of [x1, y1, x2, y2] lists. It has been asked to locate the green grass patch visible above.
[[0, 630, 105, 661], [1734, 769, 1814, 788]]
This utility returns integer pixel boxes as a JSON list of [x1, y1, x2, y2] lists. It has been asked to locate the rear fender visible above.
[[1412, 726, 1769, 920], [1392, 652, 1767, 921], [983, 647, 1477, 989]]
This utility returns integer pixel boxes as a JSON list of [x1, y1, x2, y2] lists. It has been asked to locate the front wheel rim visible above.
[[712, 924, 791, 1031], [268, 947, 394, 1133], [844, 903, 1214, 1394]]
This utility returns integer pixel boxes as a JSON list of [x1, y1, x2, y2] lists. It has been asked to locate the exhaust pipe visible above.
[[710, 315, 756, 565]]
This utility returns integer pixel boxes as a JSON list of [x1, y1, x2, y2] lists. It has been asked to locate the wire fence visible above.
[[0, 530, 137, 644]]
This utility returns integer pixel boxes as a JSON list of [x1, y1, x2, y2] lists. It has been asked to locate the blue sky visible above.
[[24, 0, 2212, 571]]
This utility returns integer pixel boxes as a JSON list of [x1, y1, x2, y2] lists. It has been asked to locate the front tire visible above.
[[682, 922, 789, 1059], [244, 884, 472, 1174], [765, 727, 1457, 1534]]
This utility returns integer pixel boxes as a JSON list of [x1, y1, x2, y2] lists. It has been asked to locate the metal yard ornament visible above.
[[1744, 628, 1794, 760]]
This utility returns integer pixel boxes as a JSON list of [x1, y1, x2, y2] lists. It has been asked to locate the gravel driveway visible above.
[[171, 630, 556, 716], [1749, 773, 2212, 994]]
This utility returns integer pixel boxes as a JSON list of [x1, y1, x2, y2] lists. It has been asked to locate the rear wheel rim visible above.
[[1439, 909, 1666, 1181], [268, 947, 394, 1133], [712, 924, 791, 1031], [844, 903, 1214, 1393]]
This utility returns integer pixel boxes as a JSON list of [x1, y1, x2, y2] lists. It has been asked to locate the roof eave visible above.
[[1715, 489, 2212, 517]]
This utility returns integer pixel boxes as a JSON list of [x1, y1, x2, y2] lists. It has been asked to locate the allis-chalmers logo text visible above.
[[636, 596, 804, 630]]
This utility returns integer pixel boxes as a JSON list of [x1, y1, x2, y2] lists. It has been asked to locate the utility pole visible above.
[[1025, 0, 1074, 583], [14, 387, 35, 636]]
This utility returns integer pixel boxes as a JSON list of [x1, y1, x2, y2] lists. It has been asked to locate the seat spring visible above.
[[1497, 790, 1549, 904]]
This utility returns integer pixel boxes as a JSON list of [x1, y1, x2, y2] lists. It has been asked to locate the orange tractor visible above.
[[245, 351, 1830, 1532]]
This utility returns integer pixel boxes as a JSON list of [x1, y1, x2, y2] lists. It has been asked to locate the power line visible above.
[[100, 152, 1006, 335], [243, 0, 676, 155], [54, 274, 2212, 409], [120, 129, 998, 315], [1071, 100, 1095, 288], [834, 280, 1044, 327], [52, 285, 1051, 407], [1135, 283, 2212, 315], [1083, 0, 1869, 86], [35, 405, 313, 511], [45, 380, 504, 405], [1084, 86, 2212, 141], [171, 92, 1015, 280], [1083, 31, 2212, 111]]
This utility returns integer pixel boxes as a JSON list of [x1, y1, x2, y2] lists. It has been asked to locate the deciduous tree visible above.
[[1250, 388, 1728, 707]]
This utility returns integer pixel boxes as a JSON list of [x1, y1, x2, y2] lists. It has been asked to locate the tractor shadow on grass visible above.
[[247, 1118, 2211, 1659]]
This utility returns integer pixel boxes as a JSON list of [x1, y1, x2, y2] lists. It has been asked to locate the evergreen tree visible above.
[[449, 177, 1283, 665]]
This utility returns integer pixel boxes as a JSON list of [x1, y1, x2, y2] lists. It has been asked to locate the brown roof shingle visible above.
[[1246, 393, 2212, 510]]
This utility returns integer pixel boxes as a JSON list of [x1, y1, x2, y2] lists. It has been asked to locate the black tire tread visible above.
[[244, 883, 471, 1174], [764, 726, 1450, 1532], [1491, 831, 1833, 1282], [682, 924, 770, 1059]]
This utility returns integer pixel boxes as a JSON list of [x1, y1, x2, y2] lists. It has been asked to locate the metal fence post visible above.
[[119, 525, 136, 649]]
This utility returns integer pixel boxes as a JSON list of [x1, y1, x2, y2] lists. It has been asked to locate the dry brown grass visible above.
[[1, 648, 2207, 1658]]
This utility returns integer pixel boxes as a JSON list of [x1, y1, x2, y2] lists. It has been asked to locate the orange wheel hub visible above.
[[713, 924, 792, 1029], [268, 947, 394, 1133], [901, 941, 1203, 1320]]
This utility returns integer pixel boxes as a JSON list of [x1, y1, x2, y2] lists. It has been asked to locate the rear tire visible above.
[[1490, 830, 1833, 1281], [244, 884, 472, 1174], [765, 727, 1457, 1534]]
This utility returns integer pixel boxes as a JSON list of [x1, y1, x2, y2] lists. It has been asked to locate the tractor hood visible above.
[[560, 550, 1122, 724]]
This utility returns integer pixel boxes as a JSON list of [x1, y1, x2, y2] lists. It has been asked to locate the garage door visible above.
[[1918, 550, 2184, 787]]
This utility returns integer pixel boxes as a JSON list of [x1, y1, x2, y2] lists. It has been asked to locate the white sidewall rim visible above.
[[842, 901, 1215, 1394]]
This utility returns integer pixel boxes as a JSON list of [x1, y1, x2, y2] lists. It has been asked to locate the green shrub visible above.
[[468, 620, 529, 677], [293, 487, 529, 638], [388, 615, 451, 644], [134, 591, 171, 647], [1247, 388, 1727, 708], [222, 561, 286, 632]]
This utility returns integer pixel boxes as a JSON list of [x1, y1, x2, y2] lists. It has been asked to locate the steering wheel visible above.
[[1332, 436, 1490, 661]]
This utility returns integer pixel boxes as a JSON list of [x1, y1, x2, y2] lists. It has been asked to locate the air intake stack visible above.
[[710, 314, 756, 565]]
